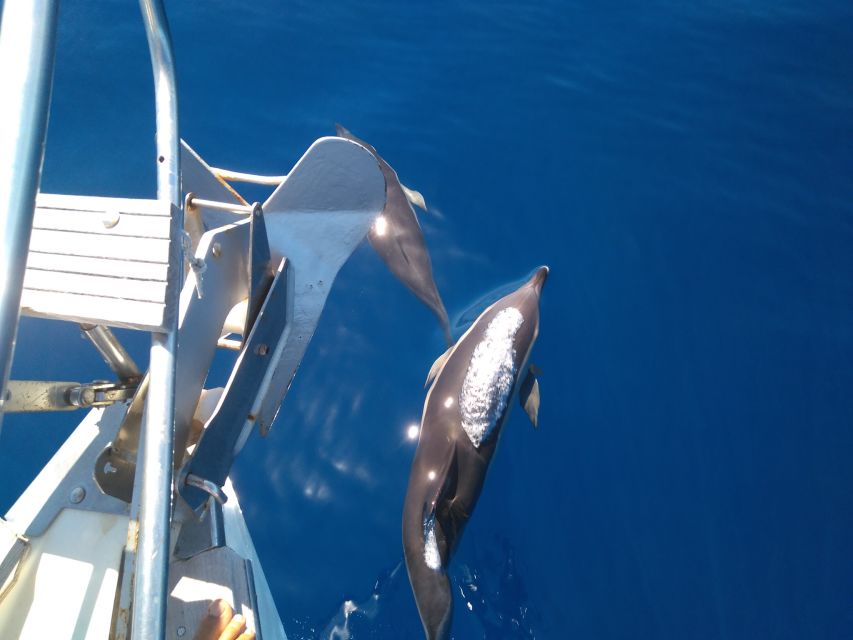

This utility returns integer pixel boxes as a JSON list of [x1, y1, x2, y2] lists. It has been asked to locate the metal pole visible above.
[[187, 195, 255, 215], [210, 167, 288, 186], [0, 0, 60, 435], [133, 0, 182, 638], [80, 324, 141, 382]]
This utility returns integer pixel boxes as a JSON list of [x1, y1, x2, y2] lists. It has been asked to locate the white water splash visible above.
[[460, 307, 524, 448]]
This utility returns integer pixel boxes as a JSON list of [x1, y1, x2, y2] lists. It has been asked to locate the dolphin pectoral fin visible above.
[[402, 183, 428, 211], [425, 346, 455, 388], [519, 367, 541, 428]]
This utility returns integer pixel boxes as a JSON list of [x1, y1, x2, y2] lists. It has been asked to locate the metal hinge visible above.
[[4, 379, 139, 413]]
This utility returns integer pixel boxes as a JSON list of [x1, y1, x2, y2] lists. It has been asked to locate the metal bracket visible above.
[[95, 376, 149, 503], [68, 380, 138, 408], [4, 403, 132, 537], [166, 548, 262, 639], [4, 379, 138, 412], [185, 474, 227, 505], [173, 497, 225, 560], [179, 257, 289, 511], [96, 219, 255, 505], [181, 229, 208, 298], [246, 203, 274, 338]]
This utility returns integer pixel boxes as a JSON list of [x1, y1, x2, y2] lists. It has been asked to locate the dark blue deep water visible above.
[[3, 1, 853, 638]]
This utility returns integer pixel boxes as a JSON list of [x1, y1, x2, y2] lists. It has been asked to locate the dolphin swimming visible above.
[[335, 124, 452, 344], [402, 266, 549, 640]]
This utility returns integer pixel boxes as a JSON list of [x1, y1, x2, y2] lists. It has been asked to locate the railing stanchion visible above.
[[0, 0, 61, 437], [132, 0, 183, 638]]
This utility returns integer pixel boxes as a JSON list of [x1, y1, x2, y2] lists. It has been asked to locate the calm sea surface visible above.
[[3, 1, 853, 638]]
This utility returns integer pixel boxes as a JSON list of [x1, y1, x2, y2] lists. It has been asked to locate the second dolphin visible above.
[[335, 124, 452, 344]]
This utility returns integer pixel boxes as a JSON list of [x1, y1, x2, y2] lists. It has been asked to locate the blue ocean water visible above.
[[2, 0, 853, 638]]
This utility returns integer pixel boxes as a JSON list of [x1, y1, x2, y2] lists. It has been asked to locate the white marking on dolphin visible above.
[[460, 307, 524, 447]]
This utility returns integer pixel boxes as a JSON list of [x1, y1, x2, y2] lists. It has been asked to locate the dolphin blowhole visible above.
[[460, 307, 524, 448]]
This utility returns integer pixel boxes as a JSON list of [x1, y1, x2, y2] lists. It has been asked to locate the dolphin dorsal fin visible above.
[[425, 345, 454, 388], [401, 184, 427, 211], [519, 365, 541, 427]]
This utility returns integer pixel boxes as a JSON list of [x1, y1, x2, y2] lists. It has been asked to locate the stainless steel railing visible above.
[[132, 0, 184, 638], [0, 0, 61, 436]]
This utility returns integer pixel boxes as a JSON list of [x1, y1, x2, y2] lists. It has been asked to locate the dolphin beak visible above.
[[529, 265, 549, 291]]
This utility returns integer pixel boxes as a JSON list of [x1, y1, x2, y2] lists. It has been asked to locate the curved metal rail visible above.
[[0, 0, 61, 435]]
